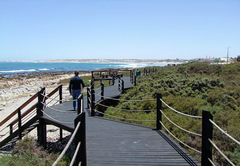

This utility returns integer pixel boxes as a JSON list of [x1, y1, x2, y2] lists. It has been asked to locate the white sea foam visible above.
[[0, 69, 37, 73], [117, 63, 148, 68], [39, 68, 50, 71]]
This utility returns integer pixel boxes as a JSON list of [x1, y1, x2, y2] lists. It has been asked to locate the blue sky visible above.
[[0, 0, 239, 60]]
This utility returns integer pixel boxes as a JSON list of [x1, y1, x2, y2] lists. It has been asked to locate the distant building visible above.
[[219, 57, 234, 64], [201, 57, 215, 62]]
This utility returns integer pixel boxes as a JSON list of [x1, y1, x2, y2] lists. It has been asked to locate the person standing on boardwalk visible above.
[[136, 69, 140, 78], [69, 71, 85, 111]]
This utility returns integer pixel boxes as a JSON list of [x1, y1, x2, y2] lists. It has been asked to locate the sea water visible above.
[[0, 61, 167, 75]]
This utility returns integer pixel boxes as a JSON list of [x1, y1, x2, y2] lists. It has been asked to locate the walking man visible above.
[[69, 71, 85, 111]]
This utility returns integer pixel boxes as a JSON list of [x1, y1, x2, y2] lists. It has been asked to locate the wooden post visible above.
[[122, 80, 124, 93], [118, 78, 120, 91], [132, 70, 135, 83], [90, 79, 95, 116], [156, 93, 162, 130], [201, 110, 213, 166], [37, 88, 47, 148], [130, 70, 132, 83], [133, 69, 136, 80], [74, 112, 87, 166], [91, 79, 94, 90], [87, 87, 90, 109], [112, 75, 115, 85], [81, 95, 84, 113], [91, 89, 95, 116], [59, 85, 62, 104], [91, 71, 94, 79], [134, 75, 136, 86], [43, 124, 46, 149], [101, 83, 104, 101], [17, 108, 22, 140], [81, 112, 87, 166], [77, 95, 81, 114], [37, 88, 45, 117]]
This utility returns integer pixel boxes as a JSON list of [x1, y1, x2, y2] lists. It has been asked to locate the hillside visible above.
[[104, 61, 240, 165]]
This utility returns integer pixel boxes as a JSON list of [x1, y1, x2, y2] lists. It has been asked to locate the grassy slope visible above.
[[104, 62, 240, 165], [1, 64, 239, 165]]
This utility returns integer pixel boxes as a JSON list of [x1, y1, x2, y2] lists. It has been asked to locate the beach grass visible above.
[[0, 136, 70, 166]]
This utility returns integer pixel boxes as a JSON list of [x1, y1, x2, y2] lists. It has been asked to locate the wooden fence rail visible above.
[[0, 85, 63, 148]]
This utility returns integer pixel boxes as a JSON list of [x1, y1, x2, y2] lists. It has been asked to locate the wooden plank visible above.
[[85, 117, 199, 166], [43, 101, 76, 130]]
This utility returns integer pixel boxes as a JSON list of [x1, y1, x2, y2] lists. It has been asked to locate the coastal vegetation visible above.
[[0, 136, 70, 166], [1, 62, 239, 165], [103, 61, 240, 165]]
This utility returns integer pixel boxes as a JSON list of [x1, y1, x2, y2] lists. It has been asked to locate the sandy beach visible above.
[[0, 71, 90, 142]]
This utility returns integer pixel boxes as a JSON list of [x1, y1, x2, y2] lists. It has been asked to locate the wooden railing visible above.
[[1, 83, 87, 165], [130, 70, 136, 86], [88, 73, 129, 117], [72, 111, 86, 166], [52, 100, 86, 166], [143, 68, 157, 76], [118, 77, 124, 92], [0, 85, 63, 146], [156, 93, 239, 166], [93, 69, 239, 166], [0, 93, 38, 128], [87, 87, 91, 109], [77, 94, 84, 115]]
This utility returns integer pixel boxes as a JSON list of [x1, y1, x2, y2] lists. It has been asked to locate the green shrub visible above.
[[0, 136, 70, 166], [103, 63, 240, 165]]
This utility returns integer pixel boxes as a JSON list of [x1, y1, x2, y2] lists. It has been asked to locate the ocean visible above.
[[0, 61, 168, 75]]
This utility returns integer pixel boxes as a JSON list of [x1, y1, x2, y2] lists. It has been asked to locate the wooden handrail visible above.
[[10, 85, 62, 127], [47, 85, 62, 98], [19, 93, 38, 110], [9, 103, 38, 127], [0, 92, 38, 127], [0, 85, 62, 128]]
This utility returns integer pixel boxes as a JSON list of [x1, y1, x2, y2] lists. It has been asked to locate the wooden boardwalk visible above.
[[43, 77, 199, 166], [43, 77, 132, 130], [85, 116, 198, 166]]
